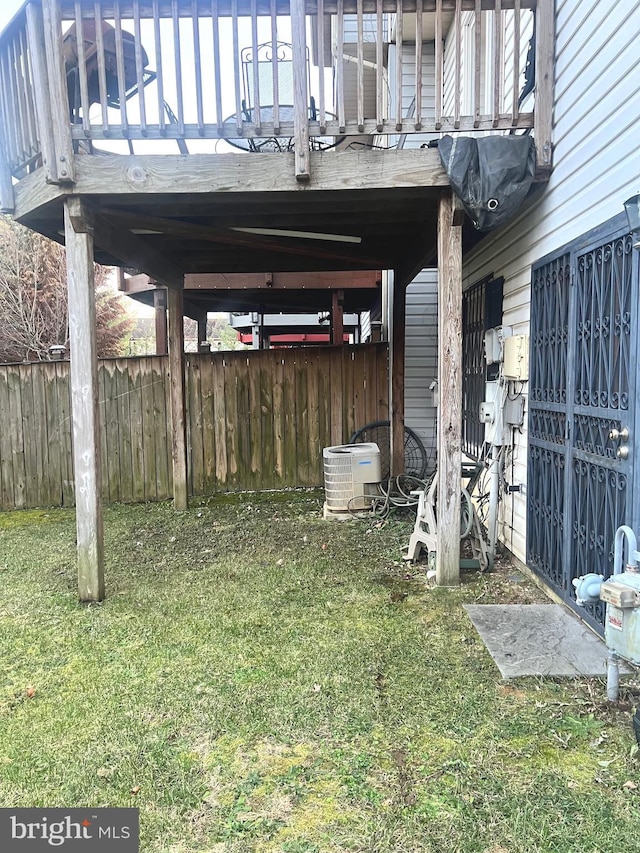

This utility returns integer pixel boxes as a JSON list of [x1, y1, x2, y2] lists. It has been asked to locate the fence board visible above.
[[127, 359, 146, 503], [18, 365, 39, 507], [0, 344, 388, 509], [140, 358, 159, 501], [248, 353, 262, 491], [43, 363, 63, 506], [115, 359, 134, 503], [200, 356, 216, 494], [259, 352, 275, 489], [186, 354, 205, 496], [282, 353, 297, 485], [7, 365, 27, 509], [155, 358, 172, 500], [0, 369, 14, 509]]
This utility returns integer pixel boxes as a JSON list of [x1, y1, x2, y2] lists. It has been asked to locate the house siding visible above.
[[405, 271, 438, 471], [462, 0, 640, 563]]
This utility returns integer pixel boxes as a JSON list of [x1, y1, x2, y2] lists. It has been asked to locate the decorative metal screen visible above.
[[528, 227, 638, 631]]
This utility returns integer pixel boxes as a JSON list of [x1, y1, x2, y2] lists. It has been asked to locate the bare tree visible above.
[[0, 216, 134, 362]]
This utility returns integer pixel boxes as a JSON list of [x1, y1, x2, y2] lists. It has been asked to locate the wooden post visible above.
[[436, 190, 462, 586], [154, 287, 167, 355], [331, 289, 344, 345], [0, 108, 14, 212], [25, 1, 58, 184], [390, 274, 406, 477], [197, 312, 208, 347], [167, 285, 188, 510], [534, 0, 555, 171], [291, 0, 310, 181], [41, 0, 75, 183], [64, 197, 104, 601]]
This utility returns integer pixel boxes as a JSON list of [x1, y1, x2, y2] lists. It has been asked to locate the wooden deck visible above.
[[0, 0, 555, 597]]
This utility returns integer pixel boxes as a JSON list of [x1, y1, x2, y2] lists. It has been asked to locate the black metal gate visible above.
[[528, 223, 639, 631]]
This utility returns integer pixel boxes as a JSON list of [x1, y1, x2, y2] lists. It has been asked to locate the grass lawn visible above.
[[1, 489, 640, 852]]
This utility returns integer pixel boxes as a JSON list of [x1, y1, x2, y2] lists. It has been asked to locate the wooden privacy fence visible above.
[[0, 343, 388, 510]]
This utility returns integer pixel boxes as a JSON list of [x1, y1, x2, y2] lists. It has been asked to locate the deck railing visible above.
[[0, 0, 551, 196]]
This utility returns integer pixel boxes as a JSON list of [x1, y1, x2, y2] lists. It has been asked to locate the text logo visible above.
[[0, 809, 139, 851]]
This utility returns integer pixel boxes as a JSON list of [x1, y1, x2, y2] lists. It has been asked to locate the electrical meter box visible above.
[[603, 572, 640, 665], [503, 334, 529, 380]]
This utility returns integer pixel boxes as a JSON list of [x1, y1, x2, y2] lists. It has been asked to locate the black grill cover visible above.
[[438, 134, 536, 231]]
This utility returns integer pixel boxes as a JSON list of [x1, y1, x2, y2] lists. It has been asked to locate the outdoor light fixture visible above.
[[624, 194, 640, 248]]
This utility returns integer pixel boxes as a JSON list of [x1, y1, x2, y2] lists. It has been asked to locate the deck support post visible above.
[[331, 289, 344, 345], [64, 197, 104, 602], [197, 313, 208, 348], [436, 190, 463, 586], [167, 285, 188, 510], [390, 273, 406, 477], [154, 288, 168, 355]]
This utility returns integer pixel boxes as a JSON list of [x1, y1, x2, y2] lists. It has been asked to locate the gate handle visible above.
[[610, 427, 630, 442]]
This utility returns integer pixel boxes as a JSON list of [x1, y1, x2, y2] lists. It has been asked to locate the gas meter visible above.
[[573, 526, 640, 700]]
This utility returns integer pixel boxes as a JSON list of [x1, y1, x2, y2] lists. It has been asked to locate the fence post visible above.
[[41, 0, 75, 183], [65, 197, 104, 601], [291, 0, 310, 181]]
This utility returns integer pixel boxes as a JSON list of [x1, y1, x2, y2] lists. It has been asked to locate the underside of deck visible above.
[[14, 148, 449, 286]]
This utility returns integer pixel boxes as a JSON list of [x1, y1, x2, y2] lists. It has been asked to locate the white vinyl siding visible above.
[[462, 0, 640, 563], [405, 271, 438, 472]]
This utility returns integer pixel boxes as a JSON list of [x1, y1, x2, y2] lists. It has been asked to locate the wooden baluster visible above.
[[42, 0, 75, 181], [1, 50, 20, 169], [395, 0, 402, 131], [19, 28, 38, 156], [171, 0, 184, 136], [270, 0, 280, 134], [212, 0, 223, 134], [73, 1, 91, 135], [134, 0, 147, 135], [357, 0, 364, 133], [435, 0, 442, 130], [231, 0, 242, 134], [512, 0, 521, 126], [336, 0, 345, 133], [454, 0, 461, 129], [26, 1, 58, 181], [191, 0, 203, 135], [113, 1, 129, 136], [153, 0, 165, 134], [93, 1, 110, 136], [376, 0, 383, 132], [474, 0, 481, 127], [415, 0, 422, 131], [9, 37, 28, 166], [0, 91, 14, 211], [493, 0, 502, 127], [250, 0, 261, 135], [317, 0, 325, 134], [291, 0, 310, 181]]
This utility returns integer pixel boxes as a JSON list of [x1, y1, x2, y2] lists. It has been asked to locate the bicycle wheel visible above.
[[349, 420, 428, 480]]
